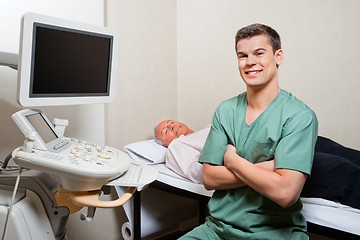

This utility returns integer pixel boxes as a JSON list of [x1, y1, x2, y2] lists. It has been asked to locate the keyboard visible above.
[[107, 164, 159, 191]]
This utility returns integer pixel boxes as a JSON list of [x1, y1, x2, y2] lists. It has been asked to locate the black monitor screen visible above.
[[30, 23, 113, 97]]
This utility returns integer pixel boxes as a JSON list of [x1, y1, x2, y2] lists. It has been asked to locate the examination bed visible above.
[[119, 139, 360, 239]]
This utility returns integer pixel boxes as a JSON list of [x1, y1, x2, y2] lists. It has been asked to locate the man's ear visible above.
[[275, 49, 283, 68]]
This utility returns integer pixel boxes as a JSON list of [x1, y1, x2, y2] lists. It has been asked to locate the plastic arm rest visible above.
[[56, 187, 136, 211]]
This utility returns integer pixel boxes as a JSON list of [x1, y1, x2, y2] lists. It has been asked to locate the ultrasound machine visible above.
[[0, 13, 158, 239]]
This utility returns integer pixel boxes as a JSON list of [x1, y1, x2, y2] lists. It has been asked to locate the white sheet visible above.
[[155, 164, 213, 197], [132, 160, 213, 197], [301, 197, 360, 236]]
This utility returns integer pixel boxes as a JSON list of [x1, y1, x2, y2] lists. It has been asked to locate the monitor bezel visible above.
[[17, 12, 118, 107], [11, 109, 63, 152]]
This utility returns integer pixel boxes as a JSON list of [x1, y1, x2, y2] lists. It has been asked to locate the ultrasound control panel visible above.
[[11, 109, 131, 191]]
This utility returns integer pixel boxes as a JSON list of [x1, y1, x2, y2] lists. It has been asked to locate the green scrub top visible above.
[[199, 89, 318, 240]]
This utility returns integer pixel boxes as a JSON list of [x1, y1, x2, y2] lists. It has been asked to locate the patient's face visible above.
[[156, 120, 194, 147]]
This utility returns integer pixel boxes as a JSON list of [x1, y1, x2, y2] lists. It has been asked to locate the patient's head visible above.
[[155, 120, 194, 147]]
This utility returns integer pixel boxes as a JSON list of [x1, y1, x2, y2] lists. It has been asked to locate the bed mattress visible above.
[[301, 197, 360, 236]]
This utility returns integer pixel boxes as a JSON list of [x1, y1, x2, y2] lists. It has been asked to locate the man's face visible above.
[[236, 34, 283, 89], [156, 120, 193, 147]]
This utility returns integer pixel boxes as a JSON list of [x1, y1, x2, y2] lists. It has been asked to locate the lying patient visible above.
[[155, 120, 360, 209], [154, 120, 210, 183]]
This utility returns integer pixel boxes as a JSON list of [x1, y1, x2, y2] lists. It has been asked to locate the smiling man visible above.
[[179, 24, 318, 239]]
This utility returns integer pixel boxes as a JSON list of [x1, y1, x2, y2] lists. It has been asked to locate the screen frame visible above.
[[11, 109, 64, 152], [17, 12, 118, 107], [26, 112, 58, 144]]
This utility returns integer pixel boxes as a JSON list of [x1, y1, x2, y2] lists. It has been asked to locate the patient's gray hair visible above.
[[154, 120, 166, 146]]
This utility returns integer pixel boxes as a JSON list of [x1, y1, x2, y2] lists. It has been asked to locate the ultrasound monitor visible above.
[[17, 12, 118, 107]]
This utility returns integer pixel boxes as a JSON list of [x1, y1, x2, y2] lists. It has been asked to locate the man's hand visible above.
[[224, 144, 237, 167], [225, 144, 274, 171]]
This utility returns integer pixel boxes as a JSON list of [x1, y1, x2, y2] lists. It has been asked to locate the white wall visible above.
[[177, 0, 360, 149], [105, 0, 178, 147], [105, 0, 360, 165]]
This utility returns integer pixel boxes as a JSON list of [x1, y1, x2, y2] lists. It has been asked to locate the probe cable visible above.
[[0, 153, 12, 172], [1, 166, 23, 240]]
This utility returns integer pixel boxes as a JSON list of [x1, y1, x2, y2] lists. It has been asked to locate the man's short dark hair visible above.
[[235, 24, 281, 53]]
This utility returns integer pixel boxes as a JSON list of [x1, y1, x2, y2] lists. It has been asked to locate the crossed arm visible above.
[[203, 145, 307, 208]]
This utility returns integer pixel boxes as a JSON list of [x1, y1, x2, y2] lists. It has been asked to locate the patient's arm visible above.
[[202, 160, 274, 190]]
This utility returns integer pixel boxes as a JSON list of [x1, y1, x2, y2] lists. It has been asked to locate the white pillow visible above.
[[123, 139, 167, 164]]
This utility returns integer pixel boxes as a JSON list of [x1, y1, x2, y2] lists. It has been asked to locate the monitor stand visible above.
[[0, 51, 18, 70]]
